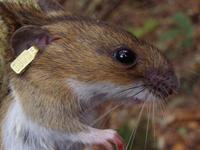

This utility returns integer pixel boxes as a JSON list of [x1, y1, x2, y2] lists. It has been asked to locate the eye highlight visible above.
[[114, 47, 137, 65]]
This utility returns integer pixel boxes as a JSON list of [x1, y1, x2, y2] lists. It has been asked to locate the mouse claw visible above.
[[95, 129, 124, 150], [112, 133, 124, 150]]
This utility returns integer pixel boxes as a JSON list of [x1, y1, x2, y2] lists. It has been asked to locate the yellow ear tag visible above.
[[10, 46, 39, 74]]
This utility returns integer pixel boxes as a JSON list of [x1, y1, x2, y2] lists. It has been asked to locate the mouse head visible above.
[[10, 20, 179, 106]]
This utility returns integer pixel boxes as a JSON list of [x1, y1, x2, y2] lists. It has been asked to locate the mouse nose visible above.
[[145, 69, 179, 98]]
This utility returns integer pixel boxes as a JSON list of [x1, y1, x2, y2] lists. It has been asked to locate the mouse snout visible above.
[[145, 69, 179, 98]]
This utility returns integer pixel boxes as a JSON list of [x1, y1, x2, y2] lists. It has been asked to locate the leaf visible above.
[[159, 29, 181, 41], [128, 19, 159, 38], [159, 12, 194, 51], [178, 127, 188, 137], [172, 12, 193, 36], [118, 123, 132, 144], [180, 37, 193, 48]]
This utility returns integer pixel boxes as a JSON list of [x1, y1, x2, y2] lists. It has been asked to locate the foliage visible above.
[[159, 12, 194, 59], [128, 19, 159, 38]]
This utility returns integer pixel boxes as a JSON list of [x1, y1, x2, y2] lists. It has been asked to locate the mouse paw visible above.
[[88, 129, 124, 150], [100, 129, 124, 150]]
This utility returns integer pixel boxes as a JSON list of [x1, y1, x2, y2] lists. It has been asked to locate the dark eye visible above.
[[114, 48, 137, 65]]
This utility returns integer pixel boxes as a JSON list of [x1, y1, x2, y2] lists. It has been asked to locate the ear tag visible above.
[[10, 46, 39, 74]]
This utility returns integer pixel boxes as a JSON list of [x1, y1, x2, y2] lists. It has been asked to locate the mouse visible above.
[[0, 0, 179, 150]]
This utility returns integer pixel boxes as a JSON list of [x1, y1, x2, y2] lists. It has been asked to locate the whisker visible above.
[[156, 91, 168, 107], [113, 84, 148, 98], [184, 69, 200, 76], [131, 87, 146, 97], [162, 86, 170, 98], [156, 100, 163, 117], [160, 100, 168, 117], [91, 103, 122, 126], [172, 88, 178, 94], [117, 84, 147, 95], [150, 100, 156, 148], [152, 99, 156, 141], [98, 112, 112, 128], [92, 87, 147, 126], [158, 99, 167, 118], [127, 101, 146, 150], [144, 101, 151, 150], [79, 84, 145, 119]]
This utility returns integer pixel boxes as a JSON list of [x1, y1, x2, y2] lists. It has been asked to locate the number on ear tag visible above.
[[10, 46, 39, 74]]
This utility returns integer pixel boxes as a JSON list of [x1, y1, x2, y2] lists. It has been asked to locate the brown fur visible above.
[[0, 0, 66, 25], [0, 0, 177, 150], [4, 16, 171, 136]]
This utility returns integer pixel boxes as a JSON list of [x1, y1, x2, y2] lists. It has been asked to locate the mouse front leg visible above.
[[87, 128, 124, 150], [73, 127, 124, 150]]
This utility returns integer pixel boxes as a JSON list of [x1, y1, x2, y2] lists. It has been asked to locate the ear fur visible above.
[[11, 25, 55, 56]]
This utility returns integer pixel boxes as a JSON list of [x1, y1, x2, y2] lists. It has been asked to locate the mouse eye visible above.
[[114, 47, 137, 65]]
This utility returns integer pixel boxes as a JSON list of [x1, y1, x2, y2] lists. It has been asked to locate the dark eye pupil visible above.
[[115, 48, 137, 65]]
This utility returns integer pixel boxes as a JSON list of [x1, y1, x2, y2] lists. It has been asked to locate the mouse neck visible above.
[[8, 77, 86, 131], [1, 77, 100, 149], [10, 77, 101, 125], [2, 95, 85, 150]]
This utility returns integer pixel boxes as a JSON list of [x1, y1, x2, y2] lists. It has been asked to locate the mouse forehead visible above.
[[22, 21, 174, 89], [49, 21, 135, 45], [47, 21, 169, 70]]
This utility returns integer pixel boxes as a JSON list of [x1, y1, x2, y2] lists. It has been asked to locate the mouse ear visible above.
[[11, 25, 57, 56]]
